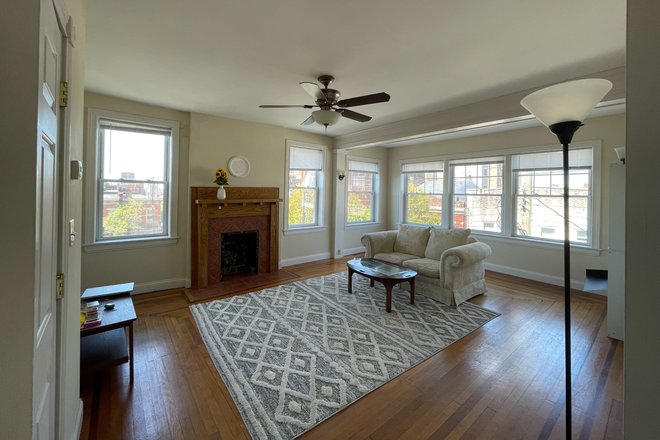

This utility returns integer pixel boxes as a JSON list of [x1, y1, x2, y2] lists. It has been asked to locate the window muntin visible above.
[[450, 158, 504, 233], [287, 145, 323, 228], [97, 119, 171, 240], [514, 167, 592, 244], [347, 160, 378, 224], [403, 161, 443, 226]]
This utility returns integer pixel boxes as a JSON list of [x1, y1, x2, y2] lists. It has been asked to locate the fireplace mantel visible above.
[[190, 187, 282, 288]]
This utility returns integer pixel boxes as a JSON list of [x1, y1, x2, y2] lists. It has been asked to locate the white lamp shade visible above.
[[520, 79, 613, 127], [312, 109, 342, 126]]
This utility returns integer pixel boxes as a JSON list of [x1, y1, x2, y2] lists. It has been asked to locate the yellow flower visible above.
[[214, 168, 222, 178]]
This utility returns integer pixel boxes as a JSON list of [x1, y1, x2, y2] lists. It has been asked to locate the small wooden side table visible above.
[[80, 293, 137, 381]]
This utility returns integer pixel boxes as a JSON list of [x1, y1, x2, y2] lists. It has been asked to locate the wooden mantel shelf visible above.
[[195, 198, 283, 206]]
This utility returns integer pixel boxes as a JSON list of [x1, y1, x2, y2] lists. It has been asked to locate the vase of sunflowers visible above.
[[214, 168, 229, 200]]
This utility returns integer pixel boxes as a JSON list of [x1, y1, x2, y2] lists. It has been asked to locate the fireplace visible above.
[[221, 230, 259, 281]]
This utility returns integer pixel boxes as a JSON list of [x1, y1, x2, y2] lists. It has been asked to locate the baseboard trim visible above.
[[344, 246, 366, 256], [281, 252, 332, 267], [484, 262, 593, 293], [71, 399, 83, 440], [132, 278, 188, 295]]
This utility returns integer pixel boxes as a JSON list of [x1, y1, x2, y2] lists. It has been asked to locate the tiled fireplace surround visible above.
[[190, 187, 281, 288], [208, 216, 269, 285]]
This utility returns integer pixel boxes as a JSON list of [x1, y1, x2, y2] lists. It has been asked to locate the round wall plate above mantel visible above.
[[228, 156, 250, 178]]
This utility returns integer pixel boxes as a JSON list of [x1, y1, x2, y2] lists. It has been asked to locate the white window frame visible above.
[[449, 157, 505, 235], [84, 108, 179, 252], [401, 159, 446, 228], [345, 156, 381, 228], [283, 140, 328, 235], [398, 140, 601, 255]]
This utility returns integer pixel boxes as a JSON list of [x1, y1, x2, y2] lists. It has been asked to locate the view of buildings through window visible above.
[[402, 147, 594, 245], [98, 122, 170, 239]]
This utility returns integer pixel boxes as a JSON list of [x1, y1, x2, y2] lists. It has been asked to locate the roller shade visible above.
[[290, 146, 323, 171], [348, 160, 378, 173], [402, 161, 443, 173], [99, 118, 172, 136], [511, 148, 592, 171], [449, 156, 504, 166]]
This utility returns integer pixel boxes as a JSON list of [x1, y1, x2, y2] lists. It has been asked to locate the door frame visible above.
[[51, 0, 81, 439]]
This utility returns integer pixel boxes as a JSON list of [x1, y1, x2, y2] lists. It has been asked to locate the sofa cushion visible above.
[[424, 228, 472, 260], [393, 224, 431, 258], [373, 252, 418, 266], [402, 258, 441, 278]]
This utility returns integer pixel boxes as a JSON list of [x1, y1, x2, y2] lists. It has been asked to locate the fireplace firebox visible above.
[[221, 230, 259, 281]]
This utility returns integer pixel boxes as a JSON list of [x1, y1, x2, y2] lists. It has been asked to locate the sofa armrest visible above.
[[440, 242, 492, 268], [361, 230, 398, 258]]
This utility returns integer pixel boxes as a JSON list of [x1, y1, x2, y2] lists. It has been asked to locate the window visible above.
[[513, 148, 593, 244], [450, 157, 504, 233], [402, 161, 444, 225], [85, 109, 179, 251], [399, 141, 600, 252], [285, 141, 326, 232], [347, 159, 378, 224]]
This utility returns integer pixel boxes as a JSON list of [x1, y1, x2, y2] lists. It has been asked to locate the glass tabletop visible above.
[[348, 258, 414, 277]]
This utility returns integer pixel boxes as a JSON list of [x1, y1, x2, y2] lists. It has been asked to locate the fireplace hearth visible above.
[[221, 230, 259, 281]]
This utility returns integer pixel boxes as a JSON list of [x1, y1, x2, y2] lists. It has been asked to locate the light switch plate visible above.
[[69, 219, 76, 246]]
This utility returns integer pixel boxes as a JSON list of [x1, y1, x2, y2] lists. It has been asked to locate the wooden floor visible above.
[[79, 255, 623, 440]]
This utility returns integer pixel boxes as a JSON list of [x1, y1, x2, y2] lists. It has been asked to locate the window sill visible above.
[[471, 232, 601, 256], [345, 222, 383, 231], [283, 226, 328, 236], [84, 236, 179, 253]]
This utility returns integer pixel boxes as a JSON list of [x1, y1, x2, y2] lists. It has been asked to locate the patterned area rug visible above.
[[190, 271, 499, 440]]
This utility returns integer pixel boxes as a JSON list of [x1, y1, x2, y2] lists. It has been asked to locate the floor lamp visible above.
[[520, 78, 612, 439]]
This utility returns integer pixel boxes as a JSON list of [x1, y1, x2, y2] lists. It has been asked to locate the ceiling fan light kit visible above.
[[260, 74, 391, 129]]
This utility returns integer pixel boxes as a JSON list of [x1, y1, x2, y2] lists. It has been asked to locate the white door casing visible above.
[[34, 0, 63, 438]]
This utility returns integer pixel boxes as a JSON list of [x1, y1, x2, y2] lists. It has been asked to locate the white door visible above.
[[34, 0, 64, 438]]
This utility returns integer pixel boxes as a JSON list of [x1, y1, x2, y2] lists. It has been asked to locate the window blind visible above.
[[402, 161, 443, 173], [511, 148, 592, 171], [290, 146, 323, 171], [348, 160, 378, 173], [99, 118, 172, 136]]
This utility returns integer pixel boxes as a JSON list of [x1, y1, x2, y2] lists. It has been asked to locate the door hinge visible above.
[[59, 82, 68, 107], [56, 274, 64, 299]]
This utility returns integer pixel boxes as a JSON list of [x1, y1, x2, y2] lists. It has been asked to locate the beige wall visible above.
[[342, 147, 389, 251], [188, 113, 335, 266], [625, 0, 660, 436], [386, 113, 625, 286], [81, 92, 191, 290]]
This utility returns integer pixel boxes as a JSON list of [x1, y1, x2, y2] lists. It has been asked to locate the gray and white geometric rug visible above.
[[190, 271, 499, 440]]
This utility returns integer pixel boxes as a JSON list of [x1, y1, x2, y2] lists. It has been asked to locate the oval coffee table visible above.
[[346, 258, 417, 313]]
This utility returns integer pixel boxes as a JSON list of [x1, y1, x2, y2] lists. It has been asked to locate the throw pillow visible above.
[[424, 228, 472, 260], [393, 224, 431, 257]]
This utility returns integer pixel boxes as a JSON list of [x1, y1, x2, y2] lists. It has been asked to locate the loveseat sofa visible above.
[[361, 225, 492, 306]]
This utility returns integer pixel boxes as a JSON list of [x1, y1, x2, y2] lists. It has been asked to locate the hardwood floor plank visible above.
[[79, 257, 622, 440]]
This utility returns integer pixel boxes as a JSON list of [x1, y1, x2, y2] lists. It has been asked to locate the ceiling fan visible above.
[[259, 75, 391, 127]]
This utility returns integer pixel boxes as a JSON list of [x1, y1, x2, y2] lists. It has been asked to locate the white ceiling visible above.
[[85, 0, 626, 137]]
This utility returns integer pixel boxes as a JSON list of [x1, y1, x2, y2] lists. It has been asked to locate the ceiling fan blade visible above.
[[300, 82, 327, 103], [259, 105, 314, 108], [337, 92, 390, 108], [301, 115, 315, 125], [340, 109, 372, 123]]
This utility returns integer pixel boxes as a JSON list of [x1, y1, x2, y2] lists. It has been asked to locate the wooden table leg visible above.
[[410, 277, 415, 305], [385, 282, 393, 313], [370, 278, 374, 287], [348, 268, 354, 293], [129, 322, 134, 382]]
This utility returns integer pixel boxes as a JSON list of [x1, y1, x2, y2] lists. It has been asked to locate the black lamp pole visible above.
[[548, 120, 583, 440]]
